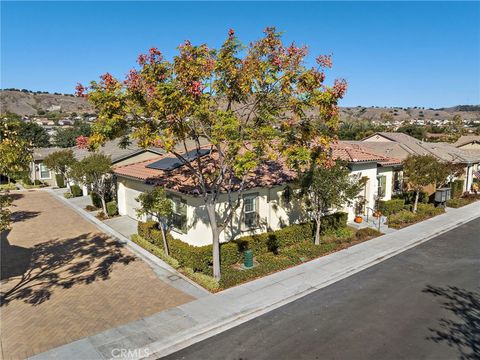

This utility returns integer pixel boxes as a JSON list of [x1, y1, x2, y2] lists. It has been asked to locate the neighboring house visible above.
[[30, 147, 64, 186], [454, 135, 480, 150], [29, 139, 166, 189], [114, 141, 400, 246], [361, 132, 480, 193]]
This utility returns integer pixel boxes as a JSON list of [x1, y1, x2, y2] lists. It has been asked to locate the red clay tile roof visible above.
[[331, 142, 401, 165], [113, 141, 400, 194]]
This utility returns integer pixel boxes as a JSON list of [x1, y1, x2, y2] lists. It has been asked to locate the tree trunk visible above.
[[100, 196, 108, 217], [206, 201, 221, 280], [314, 217, 321, 245], [160, 224, 170, 256], [413, 190, 420, 213], [65, 175, 72, 193]]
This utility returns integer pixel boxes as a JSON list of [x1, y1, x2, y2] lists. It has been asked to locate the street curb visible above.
[[148, 205, 480, 359], [46, 189, 210, 296]]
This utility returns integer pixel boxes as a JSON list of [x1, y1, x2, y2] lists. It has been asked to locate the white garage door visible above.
[[125, 186, 142, 220]]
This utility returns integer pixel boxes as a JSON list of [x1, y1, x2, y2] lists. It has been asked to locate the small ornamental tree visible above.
[[451, 114, 464, 135], [0, 191, 13, 231], [54, 121, 92, 148], [43, 149, 77, 193], [0, 122, 31, 230], [71, 153, 112, 215], [298, 161, 362, 245], [402, 155, 450, 213], [0, 121, 32, 183], [78, 28, 347, 280], [136, 187, 173, 255]]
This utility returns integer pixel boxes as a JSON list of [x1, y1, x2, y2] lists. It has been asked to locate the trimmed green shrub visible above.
[[387, 204, 444, 229], [416, 203, 444, 217], [131, 234, 180, 269], [70, 184, 82, 197], [379, 199, 405, 216], [355, 227, 383, 241], [55, 174, 65, 188], [334, 227, 355, 241], [446, 198, 469, 208], [394, 191, 428, 205], [63, 192, 73, 199], [138, 220, 157, 239], [91, 192, 103, 208], [321, 212, 348, 233], [451, 180, 464, 198], [106, 201, 118, 216]]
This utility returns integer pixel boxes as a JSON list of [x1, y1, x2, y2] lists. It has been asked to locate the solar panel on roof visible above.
[[146, 148, 210, 171]]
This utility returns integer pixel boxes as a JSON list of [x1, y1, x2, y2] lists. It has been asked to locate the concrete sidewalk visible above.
[[31, 201, 480, 360]]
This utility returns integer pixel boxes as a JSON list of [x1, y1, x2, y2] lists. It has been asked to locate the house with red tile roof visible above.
[[114, 141, 401, 246]]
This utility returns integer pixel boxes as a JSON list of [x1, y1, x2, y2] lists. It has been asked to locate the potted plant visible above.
[[354, 197, 365, 223]]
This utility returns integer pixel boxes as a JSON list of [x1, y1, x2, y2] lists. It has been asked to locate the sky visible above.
[[1, 1, 479, 108]]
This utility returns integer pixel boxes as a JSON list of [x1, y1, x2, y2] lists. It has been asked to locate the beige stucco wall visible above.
[[458, 142, 480, 150], [30, 160, 57, 187], [363, 134, 393, 142]]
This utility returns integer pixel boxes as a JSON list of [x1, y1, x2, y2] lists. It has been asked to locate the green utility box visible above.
[[244, 250, 254, 269]]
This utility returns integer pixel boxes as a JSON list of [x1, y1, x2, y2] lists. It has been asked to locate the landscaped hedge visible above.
[[451, 180, 464, 198], [393, 191, 428, 205], [106, 201, 118, 216], [387, 203, 445, 229], [355, 227, 383, 241], [70, 184, 83, 197], [446, 194, 480, 208], [137, 212, 348, 273], [378, 199, 405, 216], [55, 174, 65, 188], [91, 192, 102, 208]]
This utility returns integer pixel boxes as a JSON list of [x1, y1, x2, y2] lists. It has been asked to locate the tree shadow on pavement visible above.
[[0, 233, 136, 306], [423, 285, 479, 360], [10, 210, 41, 222]]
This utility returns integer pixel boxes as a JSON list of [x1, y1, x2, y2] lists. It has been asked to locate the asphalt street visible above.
[[164, 218, 480, 360]]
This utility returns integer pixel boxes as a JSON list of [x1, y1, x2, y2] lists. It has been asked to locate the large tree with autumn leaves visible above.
[[78, 28, 347, 280]]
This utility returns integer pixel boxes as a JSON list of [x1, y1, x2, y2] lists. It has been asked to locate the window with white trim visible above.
[[377, 175, 386, 198], [39, 163, 51, 179], [170, 195, 187, 232], [242, 193, 258, 229]]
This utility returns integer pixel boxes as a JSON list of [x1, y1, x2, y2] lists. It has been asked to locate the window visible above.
[[377, 175, 386, 198], [170, 195, 187, 232], [39, 163, 51, 179], [243, 193, 258, 229], [392, 170, 403, 194]]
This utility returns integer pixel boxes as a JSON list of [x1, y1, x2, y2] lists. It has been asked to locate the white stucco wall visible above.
[[117, 161, 384, 246]]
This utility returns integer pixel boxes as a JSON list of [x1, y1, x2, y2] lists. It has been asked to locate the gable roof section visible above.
[[454, 135, 480, 147]]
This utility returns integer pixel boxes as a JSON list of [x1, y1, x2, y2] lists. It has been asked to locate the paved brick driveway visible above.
[[0, 191, 193, 359]]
